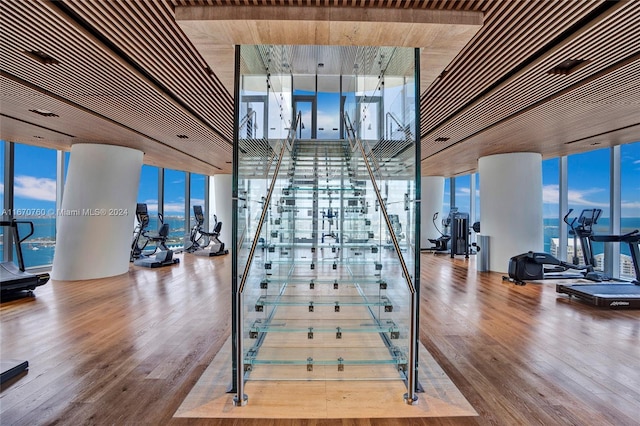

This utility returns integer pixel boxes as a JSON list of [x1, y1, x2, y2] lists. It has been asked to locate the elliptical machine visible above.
[[506, 208, 605, 284], [184, 205, 228, 256], [130, 203, 179, 268], [426, 212, 451, 253]]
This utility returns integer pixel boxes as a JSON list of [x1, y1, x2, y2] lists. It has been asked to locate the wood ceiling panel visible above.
[[420, 0, 640, 176], [422, 59, 640, 177], [2, 0, 638, 181], [0, 76, 219, 175], [1, 0, 232, 174]]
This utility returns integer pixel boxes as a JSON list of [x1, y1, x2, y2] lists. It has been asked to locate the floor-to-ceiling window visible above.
[[567, 147, 610, 269], [0, 141, 4, 260], [620, 142, 640, 278], [137, 165, 160, 234], [454, 175, 471, 216], [542, 157, 561, 256], [163, 168, 186, 248], [189, 173, 206, 231], [13, 144, 57, 267]]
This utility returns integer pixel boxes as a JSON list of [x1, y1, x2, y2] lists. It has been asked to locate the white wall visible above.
[[479, 152, 543, 272], [211, 174, 232, 249], [52, 144, 143, 280], [420, 176, 445, 249]]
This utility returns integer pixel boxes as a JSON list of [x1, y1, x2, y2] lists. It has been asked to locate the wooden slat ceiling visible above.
[[1, 0, 638, 177]]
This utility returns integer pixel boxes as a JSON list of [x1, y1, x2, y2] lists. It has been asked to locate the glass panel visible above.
[[0, 140, 4, 260], [475, 173, 481, 223], [620, 141, 640, 280], [317, 75, 340, 140], [190, 173, 206, 230], [235, 45, 418, 395], [454, 175, 471, 216], [137, 165, 160, 234], [294, 99, 314, 139], [542, 158, 560, 257], [163, 168, 186, 249], [568, 148, 610, 270], [13, 143, 57, 267]]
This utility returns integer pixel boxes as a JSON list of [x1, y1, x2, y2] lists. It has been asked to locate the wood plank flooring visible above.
[[1, 252, 639, 425]]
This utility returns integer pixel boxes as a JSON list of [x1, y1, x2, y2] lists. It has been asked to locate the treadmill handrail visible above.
[[0, 220, 35, 272]]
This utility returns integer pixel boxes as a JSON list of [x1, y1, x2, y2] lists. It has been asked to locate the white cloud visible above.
[[0, 183, 3, 195], [163, 202, 185, 213], [457, 187, 480, 197], [190, 198, 205, 208], [633, 159, 640, 164], [543, 184, 609, 208], [14, 175, 56, 202], [568, 188, 608, 207], [542, 184, 559, 204], [141, 200, 158, 212]]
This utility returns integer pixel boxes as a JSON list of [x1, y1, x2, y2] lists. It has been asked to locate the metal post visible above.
[[233, 292, 248, 406], [404, 291, 418, 404]]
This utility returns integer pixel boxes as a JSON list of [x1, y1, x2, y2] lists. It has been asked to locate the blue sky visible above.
[[1, 140, 639, 219]]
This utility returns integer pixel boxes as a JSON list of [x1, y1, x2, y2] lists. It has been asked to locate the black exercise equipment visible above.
[[1, 220, 50, 298], [451, 210, 470, 258], [556, 230, 640, 308], [0, 359, 29, 384], [130, 203, 179, 268], [184, 205, 228, 256], [506, 208, 606, 285], [507, 251, 590, 285], [425, 212, 451, 252]]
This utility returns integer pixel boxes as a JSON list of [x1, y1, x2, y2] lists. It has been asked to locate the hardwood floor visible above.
[[1, 252, 639, 425]]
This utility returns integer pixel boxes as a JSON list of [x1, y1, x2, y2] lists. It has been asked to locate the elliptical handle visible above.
[[563, 208, 576, 227]]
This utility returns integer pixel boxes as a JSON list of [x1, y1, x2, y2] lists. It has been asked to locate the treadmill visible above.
[[1, 220, 50, 297], [556, 231, 640, 308], [1, 220, 48, 385]]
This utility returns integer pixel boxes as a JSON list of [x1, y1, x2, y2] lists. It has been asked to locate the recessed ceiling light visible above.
[[177, 134, 189, 139], [435, 137, 450, 142], [29, 109, 58, 117], [23, 50, 60, 65], [548, 58, 590, 76], [33, 135, 44, 139]]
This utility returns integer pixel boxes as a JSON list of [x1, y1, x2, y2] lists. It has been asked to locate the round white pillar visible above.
[[212, 174, 232, 250], [52, 144, 143, 280], [479, 152, 543, 272], [420, 176, 445, 249]]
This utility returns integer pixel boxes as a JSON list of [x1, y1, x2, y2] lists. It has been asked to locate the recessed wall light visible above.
[[23, 50, 60, 65], [548, 58, 590, 76], [30, 109, 58, 117]]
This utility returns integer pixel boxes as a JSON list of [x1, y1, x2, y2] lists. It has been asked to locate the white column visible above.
[[52, 144, 143, 280], [479, 153, 543, 272], [420, 176, 445, 249], [212, 174, 232, 249]]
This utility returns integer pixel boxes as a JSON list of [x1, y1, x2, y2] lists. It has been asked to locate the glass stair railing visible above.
[[236, 134, 416, 395]]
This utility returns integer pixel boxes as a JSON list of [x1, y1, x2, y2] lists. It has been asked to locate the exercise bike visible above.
[[130, 203, 179, 268], [184, 205, 228, 256]]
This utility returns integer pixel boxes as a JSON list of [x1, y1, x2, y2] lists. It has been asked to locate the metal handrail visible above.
[[385, 112, 413, 141], [343, 113, 414, 294], [342, 111, 418, 404], [234, 112, 301, 406], [238, 109, 258, 138]]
